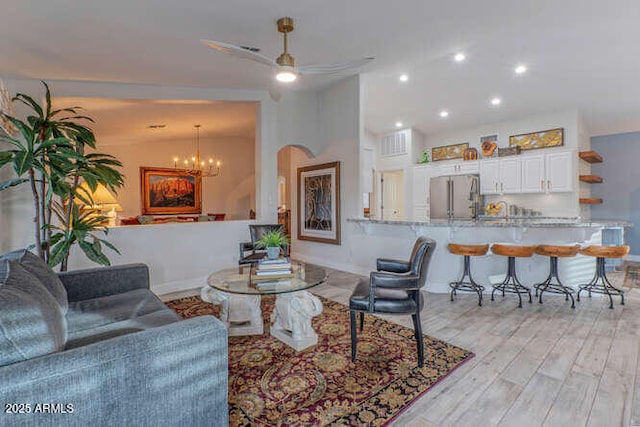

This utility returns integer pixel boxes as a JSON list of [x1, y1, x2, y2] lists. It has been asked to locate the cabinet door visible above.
[[480, 159, 500, 194], [499, 157, 521, 194], [546, 151, 573, 192], [458, 160, 479, 175], [412, 166, 431, 206], [521, 155, 545, 193], [433, 163, 457, 177]]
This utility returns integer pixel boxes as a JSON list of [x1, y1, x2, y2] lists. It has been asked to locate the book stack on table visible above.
[[251, 257, 294, 281]]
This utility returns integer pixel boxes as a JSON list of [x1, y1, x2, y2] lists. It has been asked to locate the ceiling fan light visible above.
[[276, 66, 297, 83]]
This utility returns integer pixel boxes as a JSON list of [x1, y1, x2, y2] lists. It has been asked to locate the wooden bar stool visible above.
[[577, 245, 629, 309], [534, 245, 580, 308], [490, 244, 537, 308], [448, 243, 489, 306]]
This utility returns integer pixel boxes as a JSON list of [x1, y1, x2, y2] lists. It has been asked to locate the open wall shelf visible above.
[[579, 175, 603, 183], [580, 198, 603, 204], [578, 151, 603, 163]]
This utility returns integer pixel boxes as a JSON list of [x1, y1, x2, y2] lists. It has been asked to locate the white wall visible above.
[[103, 135, 255, 220], [288, 75, 362, 273]]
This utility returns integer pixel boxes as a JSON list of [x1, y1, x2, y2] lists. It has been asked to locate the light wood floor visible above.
[[162, 267, 640, 427]]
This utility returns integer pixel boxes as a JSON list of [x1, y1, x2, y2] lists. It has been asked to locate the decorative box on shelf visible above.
[[498, 146, 521, 157]]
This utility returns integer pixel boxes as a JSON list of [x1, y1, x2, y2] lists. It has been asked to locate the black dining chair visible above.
[[238, 224, 289, 265], [349, 237, 436, 367]]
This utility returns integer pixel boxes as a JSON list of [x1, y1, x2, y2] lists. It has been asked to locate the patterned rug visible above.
[[624, 262, 640, 288], [166, 295, 474, 426]]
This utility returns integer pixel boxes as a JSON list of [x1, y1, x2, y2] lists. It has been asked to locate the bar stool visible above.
[[577, 245, 629, 309], [490, 244, 537, 308], [534, 245, 580, 308], [448, 243, 489, 306]]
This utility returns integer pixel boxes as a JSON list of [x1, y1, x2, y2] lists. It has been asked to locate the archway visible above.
[[277, 145, 314, 245]]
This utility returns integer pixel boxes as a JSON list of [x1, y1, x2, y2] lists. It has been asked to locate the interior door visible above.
[[381, 170, 405, 220]]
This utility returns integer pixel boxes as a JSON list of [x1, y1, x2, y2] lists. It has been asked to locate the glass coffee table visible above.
[[201, 262, 327, 351]]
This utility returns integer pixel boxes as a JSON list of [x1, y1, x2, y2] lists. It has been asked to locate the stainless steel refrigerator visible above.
[[429, 174, 480, 219]]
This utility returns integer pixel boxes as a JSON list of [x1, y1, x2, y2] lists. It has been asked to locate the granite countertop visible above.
[[347, 217, 632, 228]]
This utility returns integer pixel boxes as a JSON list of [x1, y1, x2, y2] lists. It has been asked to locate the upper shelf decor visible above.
[[432, 142, 469, 161], [509, 128, 564, 151], [140, 167, 202, 215]]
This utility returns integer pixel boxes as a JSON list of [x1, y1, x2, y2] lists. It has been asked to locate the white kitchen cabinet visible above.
[[521, 155, 546, 193], [479, 158, 520, 194], [546, 151, 573, 192], [520, 151, 574, 193], [411, 165, 431, 220], [433, 160, 479, 177]]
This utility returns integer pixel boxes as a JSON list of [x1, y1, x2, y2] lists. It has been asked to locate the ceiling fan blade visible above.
[[296, 57, 374, 75], [200, 40, 276, 67]]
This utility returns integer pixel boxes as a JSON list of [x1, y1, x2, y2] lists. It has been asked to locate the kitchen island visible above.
[[346, 217, 631, 294]]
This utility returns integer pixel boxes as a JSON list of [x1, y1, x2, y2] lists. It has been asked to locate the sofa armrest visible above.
[[0, 315, 228, 427], [57, 263, 150, 302]]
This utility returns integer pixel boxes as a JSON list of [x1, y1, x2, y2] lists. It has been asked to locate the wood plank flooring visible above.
[[161, 267, 640, 427]]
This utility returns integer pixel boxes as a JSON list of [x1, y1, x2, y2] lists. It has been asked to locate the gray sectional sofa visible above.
[[0, 250, 228, 427]]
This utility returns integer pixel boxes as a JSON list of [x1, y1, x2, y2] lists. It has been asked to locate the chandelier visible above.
[[173, 124, 221, 177]]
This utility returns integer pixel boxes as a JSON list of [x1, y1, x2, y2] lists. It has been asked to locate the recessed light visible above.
[[439, 110, 449, 118], [399, 74, 409, 82], [491, 97, 502, 106], [395, 121, 403, 128], [454, 53, 466, 62], [514, 64, 527, 74]]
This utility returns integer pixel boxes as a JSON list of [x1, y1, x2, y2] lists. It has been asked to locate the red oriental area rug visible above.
[[166, 295, 473, 426]]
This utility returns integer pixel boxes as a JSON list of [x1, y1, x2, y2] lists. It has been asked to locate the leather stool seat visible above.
[[448, 244, 489, 306], [533, 245, 580, 308], [577, 245, 629, 309], [490, 244, 536, 308]]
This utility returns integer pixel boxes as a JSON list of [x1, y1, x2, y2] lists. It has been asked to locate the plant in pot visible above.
[[256, 229, 289, 260], [0, 81, 124, 270]]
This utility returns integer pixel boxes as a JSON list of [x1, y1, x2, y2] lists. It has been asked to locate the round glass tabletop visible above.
[[206, 261, 327, 295]]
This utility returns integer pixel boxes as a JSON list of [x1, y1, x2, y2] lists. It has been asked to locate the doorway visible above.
[[381, 170, 404, 220]]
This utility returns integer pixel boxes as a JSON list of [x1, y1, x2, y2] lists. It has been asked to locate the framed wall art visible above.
[[297, 161, 340, 245], [509, 128, 564, 151], [431, 142, 469, 161], [140, 167, 202, 215]]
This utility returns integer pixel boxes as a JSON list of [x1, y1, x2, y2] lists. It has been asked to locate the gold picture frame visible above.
[[140, 167, 202, 215], [509, 128, 564, 151], [431, 142, 469, 161], [297, 161, 341, 245]]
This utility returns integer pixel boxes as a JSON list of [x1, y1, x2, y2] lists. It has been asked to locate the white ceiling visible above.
[[2, 0, 639, 137]]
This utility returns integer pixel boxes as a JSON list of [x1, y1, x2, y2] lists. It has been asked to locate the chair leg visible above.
[[359, 312, 365, 332], [350, 310, 358, 362], [411, 310, 424, 368]]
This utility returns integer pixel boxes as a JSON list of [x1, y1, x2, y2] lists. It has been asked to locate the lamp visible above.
[[78, 182, 123, 227], [173, 124, 221, 177]]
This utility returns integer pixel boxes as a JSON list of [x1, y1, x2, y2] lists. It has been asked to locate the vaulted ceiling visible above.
[[2, 0, 639, 138]]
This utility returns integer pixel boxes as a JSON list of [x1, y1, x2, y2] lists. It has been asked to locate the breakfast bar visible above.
[[347, 218, 631, 294]]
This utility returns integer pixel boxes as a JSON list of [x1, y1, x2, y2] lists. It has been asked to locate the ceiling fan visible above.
[[201, 17, 374, 83]]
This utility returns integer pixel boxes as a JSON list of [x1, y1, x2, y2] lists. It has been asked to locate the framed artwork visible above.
[[140, 167, 202, 215], [297, 161, 341, 245], [431, 142, 469, 161], [509, 128, 564, 151], [0, 79, 17, 135]]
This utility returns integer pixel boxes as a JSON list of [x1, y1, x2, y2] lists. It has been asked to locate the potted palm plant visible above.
[[256, 229, 289, 260], [0, 81, 124, 270]]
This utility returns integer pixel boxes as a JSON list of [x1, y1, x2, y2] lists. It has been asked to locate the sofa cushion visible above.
[[0, 249, 69, 313], [0, 261, 67, 366], [66, 288, 169, 334], [65, 309, 181, 349]]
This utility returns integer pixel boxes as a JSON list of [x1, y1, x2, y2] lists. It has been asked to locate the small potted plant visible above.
[[256, 229, 290, 260]]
